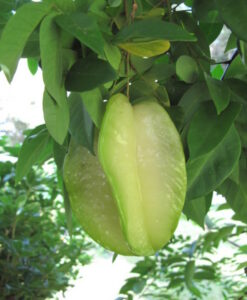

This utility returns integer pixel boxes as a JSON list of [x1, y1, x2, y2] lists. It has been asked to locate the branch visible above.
[[221, 48, 239, 80]]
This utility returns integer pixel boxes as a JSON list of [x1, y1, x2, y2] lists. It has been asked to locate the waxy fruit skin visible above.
[[64, 94, 187, 256]]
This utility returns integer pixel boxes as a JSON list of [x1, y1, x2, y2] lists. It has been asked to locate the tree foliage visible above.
[[0, 0, 247, 297], [0, 137, 92, 299]]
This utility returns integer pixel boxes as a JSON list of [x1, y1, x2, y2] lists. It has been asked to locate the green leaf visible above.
[[15, 125, 52, 183], [114, 19, 197, 43], [27, 58, 38, 75], [0, 0, 16, 13], [108, 0, 122, 8], [217, 167, 247, 224], [40, 13, 64, 105], [144, 63, 175, 82], [183, 193, 212, 228], [187, 126, 241, 200], [65, 57, 117, 92], [185, 260, 201, 297], [55, 12, 105, 57], [0, 2, 50, 81], [215, 0, 247, 42], [104, 42, 121, 70], [179, 82, 210, 125], [188, 101, 241, 159], [68, 93, 94, 154], [43, 90, 69, 145], [80, 88, 105, 128], [53, 140, 68, 172], [211, 65, 224, 80], [120, 277, 146, 295], [176, 55, 199, 83], [205, 73, 231, 114], [226, 78, 247, 102], [224, 55, 247, 79]]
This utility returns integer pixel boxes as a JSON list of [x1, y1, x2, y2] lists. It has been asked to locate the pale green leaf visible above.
[[0, 2, 50, 81]]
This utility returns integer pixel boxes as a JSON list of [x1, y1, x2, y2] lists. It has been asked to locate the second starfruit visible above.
[[64, 94, 187, 256]]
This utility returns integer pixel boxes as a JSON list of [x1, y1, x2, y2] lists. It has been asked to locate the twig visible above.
[[221, 48, 239, 80]]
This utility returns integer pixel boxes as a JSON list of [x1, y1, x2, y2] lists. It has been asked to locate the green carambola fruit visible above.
[[64, 94, 187, 256]]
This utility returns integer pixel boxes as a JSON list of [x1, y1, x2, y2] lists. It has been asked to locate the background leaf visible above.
[[16, 125, 52, 183]]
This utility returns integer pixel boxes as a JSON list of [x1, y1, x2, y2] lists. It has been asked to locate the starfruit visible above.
[[64, 94, 186, 256]]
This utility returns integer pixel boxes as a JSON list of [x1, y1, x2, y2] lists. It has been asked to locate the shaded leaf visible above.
[[187, 126, 241, 199], [68, 93, 94, 154], [183, 193, 212, 228], [114, 19, 197, 43], [80, 88, 105, 128], [217, 167, 247, 223], [65, 57, 117, 92], [55, 12, 105, 57], [216, 0, 247, 42], [187, 101, 241, 159], [205, 73, 231, 114], [179, 82, 210, 125]]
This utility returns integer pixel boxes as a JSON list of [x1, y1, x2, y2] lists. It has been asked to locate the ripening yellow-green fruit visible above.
[[64, 94, 186, 256]]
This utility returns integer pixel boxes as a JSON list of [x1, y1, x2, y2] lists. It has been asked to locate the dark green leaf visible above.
[[55, 12, 105, 57], [53, 140, 68, 172], [205, 73, 231, 114], [188, 101, 241, 159], [144, 63, 175, 82], [40, 13, 65, 105], [217, 168, 247, 224], [179, 82, 210, 125], [0, 0, 16, 13], [15, 125, 52, 183], [43, 90, 69, 145], [114, 19, 197, 43], [183, 193, 212, 228], [215, 0, 247, 42], [65, 57, 117, 92], [187, 126, 241, 199], [0, 2, 50, 81], [225, 78, 247, 102], [68, 93, 94, 154], [80, 88, 105, 128]]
